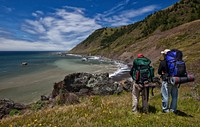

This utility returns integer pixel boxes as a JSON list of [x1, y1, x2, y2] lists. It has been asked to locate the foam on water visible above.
[[109, 61, 129, 78], [65, 54, 130, 78]]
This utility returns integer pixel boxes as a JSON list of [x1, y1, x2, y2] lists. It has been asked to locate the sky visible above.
[[0, 0, 180, 51]]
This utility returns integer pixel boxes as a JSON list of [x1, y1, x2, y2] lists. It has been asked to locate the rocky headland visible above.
[[0, 72, 134, 119]]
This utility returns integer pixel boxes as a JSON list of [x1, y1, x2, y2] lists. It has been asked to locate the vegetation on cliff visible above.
[[1, 85, 200, 127], [69, 0, 200, 97], [69, 0, 200, 59]]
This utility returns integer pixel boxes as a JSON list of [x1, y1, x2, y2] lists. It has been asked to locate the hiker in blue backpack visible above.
[[158, 49, 178, 113]]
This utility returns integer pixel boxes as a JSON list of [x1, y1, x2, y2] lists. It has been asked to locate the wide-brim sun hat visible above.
[[161, 49, 170, 54]]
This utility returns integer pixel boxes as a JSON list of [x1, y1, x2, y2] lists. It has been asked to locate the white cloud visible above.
[[96, 5, 159, 26], [37, 8, 101, 43], [0, 6, 102, 51], [0, 1, 159, 51], [122, 5, 158, 18], [101, 0, 130, 17], [63, 6, 85, 14], [0, 5, 13, 13], [32, 11, 44, 17], [0, 28, 11, 35], [0, 38, 67, 51], [23, 20, 46, 34]]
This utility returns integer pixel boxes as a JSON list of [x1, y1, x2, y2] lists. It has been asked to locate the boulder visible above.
[[0, 99, 26, 119], [52, 72, 124, 97], [41, 95, 50, 101], [64, 72, 122, 95], [122, 79, 133, 92]]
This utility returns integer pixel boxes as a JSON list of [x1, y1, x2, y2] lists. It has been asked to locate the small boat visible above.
[[21, 62, 28, 66]]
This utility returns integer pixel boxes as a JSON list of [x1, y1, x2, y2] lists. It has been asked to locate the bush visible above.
[[31, 101, 45, 111], [9, 109, 21, 116]]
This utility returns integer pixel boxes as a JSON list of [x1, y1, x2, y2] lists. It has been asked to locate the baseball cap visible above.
[[161, 49, 170, 54], [137, 54, 144, 58]]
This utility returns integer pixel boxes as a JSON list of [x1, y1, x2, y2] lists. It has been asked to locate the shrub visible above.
[[9, 109, 20, 116], [31, 101, 45, 111]]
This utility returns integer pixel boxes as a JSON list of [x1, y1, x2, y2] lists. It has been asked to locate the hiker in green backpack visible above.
[[130, 54, 154, 113]]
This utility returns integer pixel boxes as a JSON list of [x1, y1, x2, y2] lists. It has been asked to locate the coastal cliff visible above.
[[69, 0, 200, 91], [69, 0, 200, 63]]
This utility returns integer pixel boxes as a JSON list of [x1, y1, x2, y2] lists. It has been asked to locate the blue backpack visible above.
[[166, 49, 187, 77]]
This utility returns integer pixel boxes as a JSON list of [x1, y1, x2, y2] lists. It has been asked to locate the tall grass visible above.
[[1, 85, 200, 127]]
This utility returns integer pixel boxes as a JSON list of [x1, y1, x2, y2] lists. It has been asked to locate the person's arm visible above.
[[130, 67, 134, 76], [129, 59, 136, 76], [158, 61, 163, 75]]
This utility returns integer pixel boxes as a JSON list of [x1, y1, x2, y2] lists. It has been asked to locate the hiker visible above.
[[130, 54, 154, 113], [158, 49, 178, 113]]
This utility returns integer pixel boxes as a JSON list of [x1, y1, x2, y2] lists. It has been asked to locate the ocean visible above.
[[0, 51, 128, 104]]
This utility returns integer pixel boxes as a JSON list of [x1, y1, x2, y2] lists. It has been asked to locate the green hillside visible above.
[[69, 0, 200, 94], [69, 0, 200, 61]]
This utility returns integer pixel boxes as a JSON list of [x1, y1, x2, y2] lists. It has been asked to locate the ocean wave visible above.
[[65, 54, 130, 78], [88, 56, 101, 60], [109, 62, 129, 78], [66, 53, 82, 57]]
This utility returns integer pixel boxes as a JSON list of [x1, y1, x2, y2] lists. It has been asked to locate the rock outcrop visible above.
[[52, 73, 124, 97], [0, 99, 26, 119], [0, 73, 133, 119]]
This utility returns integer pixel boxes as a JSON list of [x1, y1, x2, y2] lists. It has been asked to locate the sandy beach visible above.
[[0, 60, 120, 104]]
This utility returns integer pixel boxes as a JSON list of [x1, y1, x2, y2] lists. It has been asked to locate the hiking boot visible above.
[[162, 109, 169, 113], [170, 109, 177, 114], [132, 110, 138, 114]]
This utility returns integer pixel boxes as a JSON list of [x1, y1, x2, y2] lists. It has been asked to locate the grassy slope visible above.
[[71, 19, 200, 96], [1, 85, 200, 127], [69, 1, 200, 86], [69, 0, 200, 59], [69, 1, 200, 94]]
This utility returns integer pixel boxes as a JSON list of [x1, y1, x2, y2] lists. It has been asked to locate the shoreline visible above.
[[0, 53, 133, 119], [66, 53, 131, 81], [0, 53, 131, 104], [111, 70, 131, 81], [0, 53, 124, 104]]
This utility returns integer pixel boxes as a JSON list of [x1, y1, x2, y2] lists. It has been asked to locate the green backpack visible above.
[[132, 57, 154, 84]]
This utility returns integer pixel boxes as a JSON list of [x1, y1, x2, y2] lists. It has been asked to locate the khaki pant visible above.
[[132, 82, 148, 112]]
